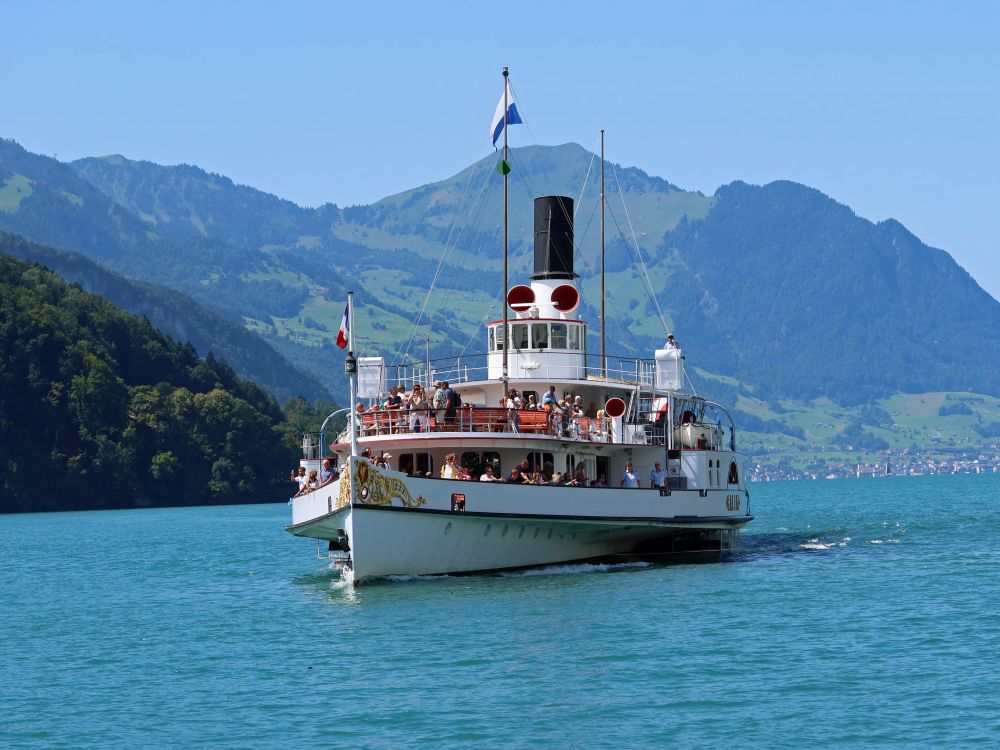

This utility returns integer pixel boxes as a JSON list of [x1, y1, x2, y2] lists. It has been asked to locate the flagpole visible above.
[[600, 129, 606, 379], [347, 290, 359, 459], [501, 66, 510, 400]]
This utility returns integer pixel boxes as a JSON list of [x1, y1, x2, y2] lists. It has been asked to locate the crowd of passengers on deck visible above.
[[353, 381, 610, 438], [293, 446, 680, 498]]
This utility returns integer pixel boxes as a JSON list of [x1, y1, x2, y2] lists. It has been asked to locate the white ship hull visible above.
[[287, 460, 752, 582]]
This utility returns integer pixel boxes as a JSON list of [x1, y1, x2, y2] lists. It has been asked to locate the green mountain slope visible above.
[[0, 138, 318, 326], [0, 231, 332, 405], [72, 153, 328, 248], [0, 254, 297, 512]]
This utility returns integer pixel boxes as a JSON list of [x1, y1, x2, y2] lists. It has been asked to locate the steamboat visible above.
[[286, 71, 752, 583]]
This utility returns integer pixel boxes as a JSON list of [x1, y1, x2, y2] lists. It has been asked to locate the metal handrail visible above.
[[330, 405, 734, 451], [380, 351, 661, 390]]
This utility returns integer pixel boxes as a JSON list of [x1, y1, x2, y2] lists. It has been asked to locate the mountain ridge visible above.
[[3, 135, 998, 406]]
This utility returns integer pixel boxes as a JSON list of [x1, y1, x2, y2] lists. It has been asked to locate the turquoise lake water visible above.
[[2, 473, 999, 749]]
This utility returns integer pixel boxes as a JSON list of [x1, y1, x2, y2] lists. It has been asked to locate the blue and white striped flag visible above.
[[490, 80, 523, 147]]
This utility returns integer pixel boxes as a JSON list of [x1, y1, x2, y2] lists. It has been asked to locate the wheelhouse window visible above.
[[531, 323, 548, 349], [550, 323, 568, 349], [568, 324, 581, 350], [511, 323, 528, 350]]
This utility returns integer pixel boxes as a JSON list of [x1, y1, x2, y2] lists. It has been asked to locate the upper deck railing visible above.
[[317, 406, 731, 452], [383, 352, 658, 391]]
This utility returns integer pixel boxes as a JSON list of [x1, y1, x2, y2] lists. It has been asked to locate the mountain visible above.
[[4, 136, 1000, 405], [0, 138, 326, 327], [0, 253, 297, 512], [0, 231, 332, 405], [658, 181, 1000, 402]]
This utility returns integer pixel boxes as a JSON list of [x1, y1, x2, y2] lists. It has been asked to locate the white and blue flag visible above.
[[490, 80, 523, 147]]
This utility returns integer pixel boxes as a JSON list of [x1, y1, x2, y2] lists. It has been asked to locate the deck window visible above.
[[526, 451, 554, 476], [399, 452, 433, 477], [461, 451, 501, 477]]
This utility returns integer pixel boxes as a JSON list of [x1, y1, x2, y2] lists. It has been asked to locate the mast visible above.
[[501, 66, 510, 397], [600, 129, 606, 378]]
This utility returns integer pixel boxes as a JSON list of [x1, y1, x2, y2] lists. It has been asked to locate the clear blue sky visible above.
[[4, 1, 999, 299]]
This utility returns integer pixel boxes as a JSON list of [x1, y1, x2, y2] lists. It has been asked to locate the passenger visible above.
[[319, 458, 336, 486], [591, 474, 607, 488], [570, 396, 584, 436], [375, 452, 391, 469], [525, 394, 538, 410], [431, 381, 447, 429], [541, 385, 557, 409], [550, 472, 564, 486], [507, 466, 527, 484], [665, 333, 678, 351], [440, 452, 459, 479], [354, 401, 366, 434], [585, 402, 597, 419], [398, 385, 410, 429], [457, 465, 472, 481], [519, 457, 532, 475], [442, 381, 457, 427], [542, 460, 555, 481], [650, 461, 668, 489], [407, 383, 426, 433], [505, 389, 521, 430], [306, 469, 319, 491], [620, 462, 640, 488], [573, 465, 588, 486], [384, 387, 402, 433], [479, 466, 502, 482], [530, 471, 548, 485], [594, 409, 609, 442], [361, 447, 373, 463], [291, 466, 308, 494], [554, 398, 570, 436]]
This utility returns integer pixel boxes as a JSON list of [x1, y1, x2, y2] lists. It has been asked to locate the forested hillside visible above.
[[0, 254, 298, 512], [0, 231, 332, 404]]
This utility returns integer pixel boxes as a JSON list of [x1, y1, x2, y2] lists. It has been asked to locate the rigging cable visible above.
[[392, 158, 494, 365], [610, 159, 671, 338]]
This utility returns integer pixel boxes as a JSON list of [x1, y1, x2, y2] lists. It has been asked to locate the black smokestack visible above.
[[532, 195, 576, 281]]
